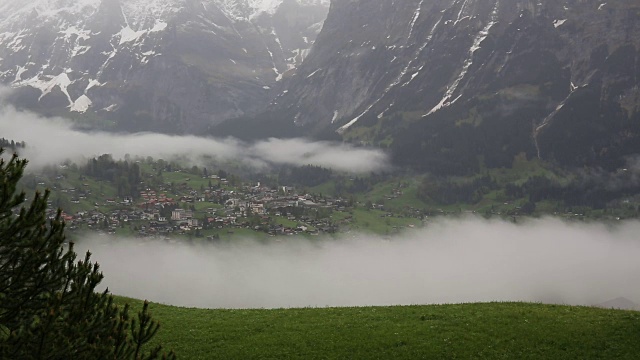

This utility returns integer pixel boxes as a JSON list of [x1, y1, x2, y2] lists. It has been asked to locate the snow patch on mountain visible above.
[[0, 0, 101, 27], [427, 0, 500, 116], [71, 95, 93, 113], [120, 0, 181, 26], [118, 20, 167, 45], [86, 79, 102, 92], [338, 9, 448, 132], [407, 0, 425, 40], [217, 0, 330, 20], [16, 72, 74, 106], [553, 19, 567, 28], [0, 0, 328, 28], [60, 26, 92, 41]]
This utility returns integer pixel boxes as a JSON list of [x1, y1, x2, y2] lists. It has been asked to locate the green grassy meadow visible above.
[[118, 298, 640, 359]]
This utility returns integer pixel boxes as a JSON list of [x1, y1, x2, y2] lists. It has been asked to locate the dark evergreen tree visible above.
[[0, 150, 175, 359]]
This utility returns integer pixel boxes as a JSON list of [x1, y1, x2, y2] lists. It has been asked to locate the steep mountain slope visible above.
[[0, 0, 329, 133], [228, 0, 640, 173]]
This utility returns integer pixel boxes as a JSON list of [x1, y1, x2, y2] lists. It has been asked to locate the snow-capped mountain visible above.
[[217, 0, 328, 20], [221, 0, 640, 171], [0, 0, 329, 133]]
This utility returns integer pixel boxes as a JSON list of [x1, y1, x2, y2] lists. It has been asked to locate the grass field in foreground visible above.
[[117, 298, 640, 359]]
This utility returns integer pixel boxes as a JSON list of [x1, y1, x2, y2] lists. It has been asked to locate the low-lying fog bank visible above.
[[77, 217, 640, 309], [0, 101, 388, 173]]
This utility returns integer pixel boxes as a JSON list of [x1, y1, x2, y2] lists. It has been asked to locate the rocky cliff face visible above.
[[236, 0, 640, 172], [0, 0, 329, 133]]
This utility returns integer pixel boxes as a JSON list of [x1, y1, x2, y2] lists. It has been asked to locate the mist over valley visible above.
[[80, 217, 640, 309], [0, 99, 388, 173]]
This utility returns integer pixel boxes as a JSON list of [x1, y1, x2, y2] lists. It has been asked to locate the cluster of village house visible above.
[[45, 179, 350, 238]]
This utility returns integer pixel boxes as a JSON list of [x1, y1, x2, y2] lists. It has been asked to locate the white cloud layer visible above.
[[79, 217, 640, 309], [0, 104, 388, 173]]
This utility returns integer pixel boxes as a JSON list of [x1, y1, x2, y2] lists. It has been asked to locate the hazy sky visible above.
[[0, 101, 388, 173], [79, 217, 640, 309]]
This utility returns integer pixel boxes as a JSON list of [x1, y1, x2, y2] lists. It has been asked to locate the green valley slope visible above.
[[119, 298, 640, 359]]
